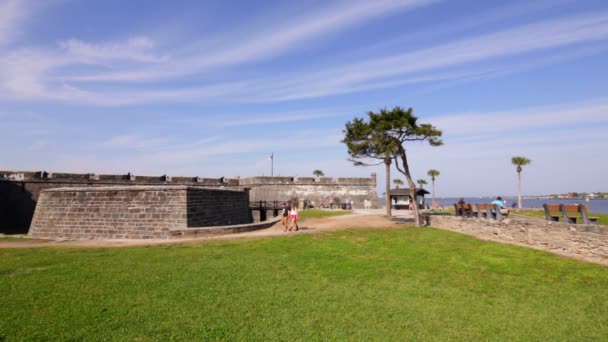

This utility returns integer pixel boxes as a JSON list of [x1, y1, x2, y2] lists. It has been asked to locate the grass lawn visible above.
[[0, 236, 32, 241], [516, 210, 608, 225], [2, 228, 608, 340], [298, 209, 352, 221]]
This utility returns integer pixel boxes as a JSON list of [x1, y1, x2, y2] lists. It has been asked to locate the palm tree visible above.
[[313, 170, 324, 178], [417, 179, 427, 188], [393, 179, 403, 189], [427, 169, 440, 207], [512, 156, 531, 209]]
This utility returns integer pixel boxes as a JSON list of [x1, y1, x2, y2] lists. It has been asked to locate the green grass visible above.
[[2, 228, 608, 340], [517, 210, 608, 225], [298, 209, 351, 221], [0, 236, 32, 241]]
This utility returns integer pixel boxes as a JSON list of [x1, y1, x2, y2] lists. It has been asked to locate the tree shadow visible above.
[[0, 182, 36, 234]]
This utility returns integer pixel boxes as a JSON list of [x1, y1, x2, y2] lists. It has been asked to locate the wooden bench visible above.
[[462, 203, 473, 217], [561, 204, 582, 224], [473, 203, 508, 220], [469, 204, 480, 218], [454, 203, 464, 216], [579, 204, 598, 225], [493, 204, 509, 220], [453, 203, 474, 217], [477, 203, 492, 219], [543, 204, 561, 222]]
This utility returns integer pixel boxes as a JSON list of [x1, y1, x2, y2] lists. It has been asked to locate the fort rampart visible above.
[[242, 176, 380, 210], [29, 186, 250, 239], [1, 170, 379, 234]]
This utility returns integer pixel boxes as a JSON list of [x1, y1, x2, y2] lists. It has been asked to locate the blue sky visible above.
[[1, 0, 608, 197]]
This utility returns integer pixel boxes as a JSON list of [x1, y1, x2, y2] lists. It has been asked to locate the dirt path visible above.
[[0, 214, 402, 249]]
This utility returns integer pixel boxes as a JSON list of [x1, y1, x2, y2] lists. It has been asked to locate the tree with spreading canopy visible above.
[[343, 106, 442, 226], [393, 179, 404, 188], [341, 112, 397, 217], [512, 156, 531, 209], [313, 170, 325, 178], [417, 179, 428, 188]]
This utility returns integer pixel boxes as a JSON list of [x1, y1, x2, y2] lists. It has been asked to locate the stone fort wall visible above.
[[1, 170, 379, 234], [29, 186, 250, 239], [241, 176, 380, 209]]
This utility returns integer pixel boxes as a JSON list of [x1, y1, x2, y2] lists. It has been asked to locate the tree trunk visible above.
[[394, 148, 421, 227], [385, 158, 392, 217], [432, 178, 436, 208], [517, 170, 522, 209]]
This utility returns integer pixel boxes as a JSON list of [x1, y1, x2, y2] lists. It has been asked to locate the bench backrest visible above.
[[544, 204, 560, 213], [478, 203, 492, 211], [543, 204, 560, 220], [463, 203, 472, 211], [561, 204, 580, 223], [579, 204, 596, 224], [562, 205, 579, 215], [579, 204, 591, 216], [470, 204, 479, 212]]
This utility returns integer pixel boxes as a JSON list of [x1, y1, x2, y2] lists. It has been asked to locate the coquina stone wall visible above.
[[428, 215, 608, 265], [242, 176, 380, 209], [28, 186, 250, 239], [1, 170, 380, 234]]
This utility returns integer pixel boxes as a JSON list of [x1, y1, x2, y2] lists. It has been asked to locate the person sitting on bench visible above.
[[455, 198, 466, 216], [491, 196, 509, 215]]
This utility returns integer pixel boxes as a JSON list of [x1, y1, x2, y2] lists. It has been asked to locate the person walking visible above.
[[281, 202, 289, 231], [289, 203, 299, 231]]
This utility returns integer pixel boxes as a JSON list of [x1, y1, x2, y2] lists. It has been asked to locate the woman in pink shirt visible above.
[[289, 203, 299, 231]]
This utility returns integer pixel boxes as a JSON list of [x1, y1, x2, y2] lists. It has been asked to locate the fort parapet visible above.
[[1, 170, 379, 234]]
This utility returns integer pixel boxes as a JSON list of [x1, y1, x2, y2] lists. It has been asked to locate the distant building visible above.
[[389, 188, 429, 210]]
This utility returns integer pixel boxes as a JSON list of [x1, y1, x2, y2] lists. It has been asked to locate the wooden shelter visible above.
[[389, 188, 429, 210]]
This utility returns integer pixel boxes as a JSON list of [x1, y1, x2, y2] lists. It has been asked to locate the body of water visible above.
[[433, 197, 608, 214]]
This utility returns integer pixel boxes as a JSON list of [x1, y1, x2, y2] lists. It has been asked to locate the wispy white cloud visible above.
[[51, 128, 343, 176], [3, 1, 438, 105], [246, 11, 608, 101], [0, 0, 25, 46], [432, 100, 608, 137], [2, 2, 608, 107], [65, 0, 438, 83], [56, 9, 608, 106], [27, 140, 49, 151], [59, 36, 167, 63], [196, 108, 351, 127], [98, 134, 170, 150]]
